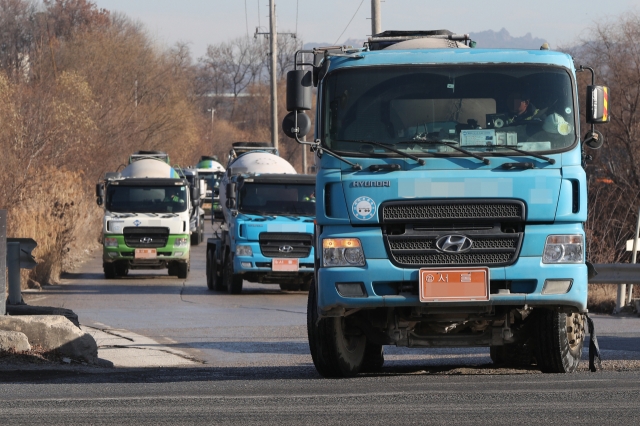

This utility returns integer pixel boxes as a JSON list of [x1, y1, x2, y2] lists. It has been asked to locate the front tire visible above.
[[534, 310, 585, 373], [307, 283, 366, 378], [206, 248, 224, 291], [177, 262, 189, 279], [103, 263, 117, 279], [223, 254, 243, 294]]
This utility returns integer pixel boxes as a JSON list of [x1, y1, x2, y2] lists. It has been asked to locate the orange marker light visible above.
[[323, 238, 362, 249]]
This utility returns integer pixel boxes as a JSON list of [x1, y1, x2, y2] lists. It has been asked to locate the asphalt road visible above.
[[5, 220, 640, 423]]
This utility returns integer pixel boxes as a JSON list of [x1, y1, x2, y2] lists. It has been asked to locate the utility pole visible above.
[[371, 0, 382, 36], [371, 0, 381, 36], [269, 0, 278, 150]]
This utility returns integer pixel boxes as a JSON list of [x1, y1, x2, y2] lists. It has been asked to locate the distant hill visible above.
[[304, 29, 547, 50], [469, 28, 547, 49]]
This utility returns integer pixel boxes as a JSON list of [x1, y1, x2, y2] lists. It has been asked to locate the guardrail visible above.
[[0, 210, 38, 316]]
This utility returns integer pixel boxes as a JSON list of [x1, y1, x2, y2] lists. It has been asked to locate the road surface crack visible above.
[[84, 325, 134, 341], [180, 281, 195, 304]]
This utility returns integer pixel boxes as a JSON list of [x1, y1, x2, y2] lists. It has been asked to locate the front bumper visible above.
[[103, 234, 190, 264], [233, 241, 314, 274], [318, 257, 588, 313], [317, 222, 588, 314]]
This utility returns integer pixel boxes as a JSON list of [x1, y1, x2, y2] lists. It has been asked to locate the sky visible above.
[[93, 0, 639, 60]]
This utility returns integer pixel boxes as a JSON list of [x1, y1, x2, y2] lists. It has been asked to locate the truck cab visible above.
[[284, 30, 610, 377], [206, 145, 317, 293], [97, 158, 198, 279], [178, 168, 207, 245], [196, 155, 225, 219]]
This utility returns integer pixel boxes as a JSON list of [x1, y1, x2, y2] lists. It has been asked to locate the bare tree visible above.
[[200, 36, 264, 119]]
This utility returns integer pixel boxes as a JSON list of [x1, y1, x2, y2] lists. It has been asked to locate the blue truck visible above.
[[205, 145, 316, 293], [284, 30, 609, 376]]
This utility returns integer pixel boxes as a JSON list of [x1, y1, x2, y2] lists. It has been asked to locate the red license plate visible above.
[[272, 258, 299, 272], [419, 268, 489, 302], [135, 248, 157, 259]]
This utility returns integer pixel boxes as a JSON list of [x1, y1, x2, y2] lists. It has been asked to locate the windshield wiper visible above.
[[239, 209, 276, 219], [341, 139, 426, 166], [483, 144, 556, 165], [399, 138, 490, 165]]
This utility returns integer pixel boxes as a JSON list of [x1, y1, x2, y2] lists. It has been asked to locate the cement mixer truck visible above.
[[196, 156, 225, 219], [96, 157, 198, 279], [205, 142, 316, 294]]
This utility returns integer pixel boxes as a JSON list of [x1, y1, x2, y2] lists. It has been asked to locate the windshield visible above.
[[238, 183, 316, 216], [200, 171, 224, 194], [323, 65, 576, 157], [106, 185, 188, 213]]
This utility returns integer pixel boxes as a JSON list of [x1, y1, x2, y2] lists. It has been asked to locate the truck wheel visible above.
[[206, 248, 224, 291], [533, 310, 585, 373], [361, 342, 384, 372], [490, 343, 534, 367], [191, 232, 201, 246], [115, 262, 129, 277], [307, 283, 365, 378], [177, 262, 189, 279], [223, 254, 243, 294], [103, 263, 117, 279]]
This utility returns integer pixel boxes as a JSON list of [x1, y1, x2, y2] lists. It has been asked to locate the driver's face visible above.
[[509, 93, 529, 115]]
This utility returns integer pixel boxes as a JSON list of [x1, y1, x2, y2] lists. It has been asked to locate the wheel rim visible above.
[[566, 313, 585, 351]]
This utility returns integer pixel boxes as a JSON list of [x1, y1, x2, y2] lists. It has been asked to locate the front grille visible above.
[[382, 200, 525, 223], [385, 232, 522, 268], [394, 252, 513, 266], [123, 226, 169, 248], [259, 232, 313, 258]]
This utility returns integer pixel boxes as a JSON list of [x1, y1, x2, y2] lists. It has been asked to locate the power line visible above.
[[333, 0, 365, 45]]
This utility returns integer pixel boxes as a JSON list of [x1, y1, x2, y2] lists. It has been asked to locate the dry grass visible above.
[[7, 166, 101, 287], [588, 283, 640, 313]]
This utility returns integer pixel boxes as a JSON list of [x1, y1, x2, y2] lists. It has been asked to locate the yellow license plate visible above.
[[135, 248, 157, 259], [419, 267, 489, 302], [272, 258, 299, 272]]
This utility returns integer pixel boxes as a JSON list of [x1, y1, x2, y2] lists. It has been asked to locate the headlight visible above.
[[174, 237, 189, 248], [543, 235, 583, 263], [236, 245, 253, 256], [323, 238, 365, 267], [104, 237, 118, 248]]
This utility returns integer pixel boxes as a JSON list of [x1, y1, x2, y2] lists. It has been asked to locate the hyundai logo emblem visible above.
[[140, 237, 153, 244], [279, 245, 294, 253], [436, 235, 473, 253]]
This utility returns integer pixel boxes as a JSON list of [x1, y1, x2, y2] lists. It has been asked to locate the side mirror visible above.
[[286, 70, 312, 111], [586, 85, 610, 124], [226, 183, 236, 200], [95, 183, 104, 206], [282, 112, 311, 139], [191, 186, 199, 203]]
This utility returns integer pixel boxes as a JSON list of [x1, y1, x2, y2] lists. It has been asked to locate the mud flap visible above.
[[585, 313, 602, 372]]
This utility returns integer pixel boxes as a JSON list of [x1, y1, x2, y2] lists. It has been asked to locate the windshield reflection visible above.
[[323, 65, 576, 156]]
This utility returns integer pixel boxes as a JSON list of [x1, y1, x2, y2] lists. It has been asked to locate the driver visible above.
[[164, 187, 184, 204], [506, 89, 545, 125]]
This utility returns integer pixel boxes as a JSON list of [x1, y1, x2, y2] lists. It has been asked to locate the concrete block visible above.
[[0, 330, 31, 352], [0, 316, 98, 363]]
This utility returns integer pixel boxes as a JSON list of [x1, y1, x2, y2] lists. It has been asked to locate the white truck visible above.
[[96, 158, 198, 279]]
